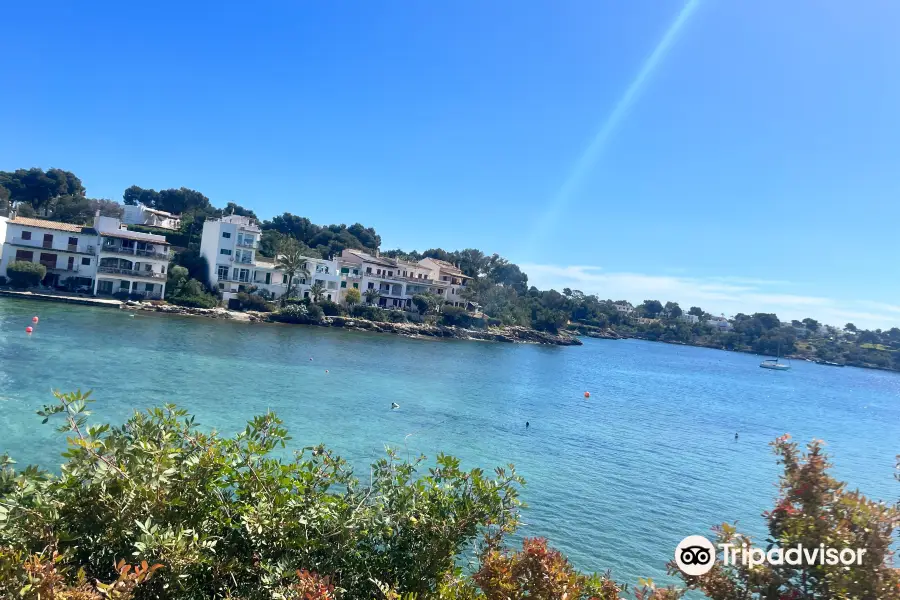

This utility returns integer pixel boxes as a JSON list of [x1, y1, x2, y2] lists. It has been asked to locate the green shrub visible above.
[[170, 294, 218, 309], [306, 303, 324, 321], [5, 261, 45, 289], [318, 300, 344, 316], [440, 305, 475, 327], [235, 292, 274, 312], [387, 310, 408, 323], [350, 304, 386, 322], [271, 303, 314, 324]]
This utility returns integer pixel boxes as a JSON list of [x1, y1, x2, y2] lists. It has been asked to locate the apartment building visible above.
[[94, 216, 170, 299], [0, 215, 169, 299], [1, 216, 98, 291], [339, 249, 448, 309], [418, 257, 472, 307], [200, 215, 342, 302]]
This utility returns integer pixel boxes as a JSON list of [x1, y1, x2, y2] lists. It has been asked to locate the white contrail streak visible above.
[[527, 0, 702, 251]]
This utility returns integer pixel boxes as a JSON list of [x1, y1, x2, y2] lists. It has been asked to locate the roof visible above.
[[100, 230, 169, 244], [421, 257, 472, 279], [9, 216, 84, 233], [144, 207, 180, 219], [345, 249, 396, 267]]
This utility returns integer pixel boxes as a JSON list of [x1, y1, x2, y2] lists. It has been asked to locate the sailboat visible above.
[[760, 343, 791, 371]]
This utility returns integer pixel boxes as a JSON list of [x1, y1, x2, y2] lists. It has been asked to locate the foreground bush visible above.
[[318, 299, 344, 316], [0, 391, 523, 599], [676, 436, 900, 600], [350, 304, 387, 322], [6, 260, 46, 288]]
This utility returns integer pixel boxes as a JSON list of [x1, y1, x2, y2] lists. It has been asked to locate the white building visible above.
[[1, 215, 169, 299], [94, 216, 170, 299], [613, 302, 634, 315], [418, 257, 472, 307], [1, 216, 98, 291], [678, 313, 700, 324], [705, 315, 733, 331], [199, 215, 342, 303], [340, 249, 447, 309], [123, 203, 182, 231]]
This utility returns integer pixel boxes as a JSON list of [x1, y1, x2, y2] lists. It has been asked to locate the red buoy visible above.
[[25, 326, 33, 333], [584, 391, 591, 398], [32, 316, 39, 323]]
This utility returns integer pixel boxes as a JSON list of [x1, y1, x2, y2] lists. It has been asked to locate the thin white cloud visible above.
[[520, 263, 900, 330]]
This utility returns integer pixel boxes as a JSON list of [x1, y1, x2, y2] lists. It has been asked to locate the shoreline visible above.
[[123, 300, 583, 346]]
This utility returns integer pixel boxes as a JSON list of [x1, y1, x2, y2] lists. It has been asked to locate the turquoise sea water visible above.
[[1, 297, 898, 585]]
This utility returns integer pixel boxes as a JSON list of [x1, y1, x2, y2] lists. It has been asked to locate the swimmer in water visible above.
[[526, 421, 529, 429], [735, 432, 739, 440], [391, 402, 400, 410]]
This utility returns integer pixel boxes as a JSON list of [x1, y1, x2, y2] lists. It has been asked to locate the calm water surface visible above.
[[1, 297, 898, 584]]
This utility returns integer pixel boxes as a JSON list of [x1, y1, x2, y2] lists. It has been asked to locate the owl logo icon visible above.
[[675, 535, 716, 576]]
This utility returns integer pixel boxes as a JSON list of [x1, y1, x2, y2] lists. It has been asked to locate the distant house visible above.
[[705, 315, 733, 331], [678, 314, 700, 324], [123, 203, 182, 231], [613, 302, 634, 315]]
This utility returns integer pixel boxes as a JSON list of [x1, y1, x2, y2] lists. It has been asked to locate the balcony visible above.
[[98, 266, 166, 280], [12, 238, 95, 254], [236, 240, 256, 249], [49, 265, 80, 273], [135, 248, 170, 260], [101, 245, 169, 260]]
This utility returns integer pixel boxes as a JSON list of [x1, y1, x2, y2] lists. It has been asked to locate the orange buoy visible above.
[[32, 316, 39, 323], [25, 326, 33, 333], [584, 391, 591, 398]]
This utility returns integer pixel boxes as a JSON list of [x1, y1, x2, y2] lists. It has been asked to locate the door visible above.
[[67, 256, 75, 271]]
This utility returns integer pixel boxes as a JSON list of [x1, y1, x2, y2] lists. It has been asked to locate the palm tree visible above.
[[276, 239, 309, 305], [309, 282, 326, 303], [364, 288, 381, 306]]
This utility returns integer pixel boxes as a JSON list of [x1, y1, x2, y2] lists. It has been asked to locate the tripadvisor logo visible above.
[[674, 535, 867, 576]]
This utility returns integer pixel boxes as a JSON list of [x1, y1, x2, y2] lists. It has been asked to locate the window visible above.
[[352, 283, 358, 289], [437, 289, 444, 294], [388, 271, 393, 277], [22, 231, 32, 240], [222, 232, 231, 238], [220, 249, 232, 256], [303, 291, 309, 298], [367, 282, 374, 289], [265, 272, 271, 285], [353, 269, 359, 275], [119, 281, 130, 290], [341, 281, 347, 288], [68, 237, 78, 247], [218, 266, 229, 280], [43, 234, 53, 247], [15, 250, 34, 261], [145, 283, 154, 292], [282, 274, 287, 284], [366, 267, 372, 274], [81, 257, 90, 266], [327, 294, 332, 301], [376, 269, 381, 275], [341, 267, 349, 274], [327, 281, 337, 290], [161, 266, 166, 274]]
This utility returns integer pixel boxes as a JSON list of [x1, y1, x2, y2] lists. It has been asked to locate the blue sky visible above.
[[2, 1, 899, 328]]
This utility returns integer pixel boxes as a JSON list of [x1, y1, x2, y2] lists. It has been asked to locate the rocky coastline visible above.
[[123, 301, 583, 346]]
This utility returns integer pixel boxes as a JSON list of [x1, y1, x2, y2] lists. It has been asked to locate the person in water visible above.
[[526, 421, 530, 429], [735, 432, 739, 440]]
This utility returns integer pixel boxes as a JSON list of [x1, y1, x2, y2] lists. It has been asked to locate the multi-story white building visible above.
[[1, 216, 98, 291], [0, 215, 169, 298], [94, 216, 170, 299], [123, 203, 182, 231], [340, 249, 448, 309], [200, 215, 342, 303], [418, 257, 472, 307]]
